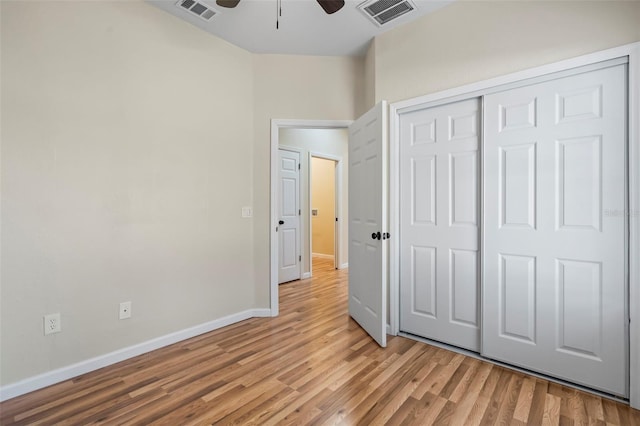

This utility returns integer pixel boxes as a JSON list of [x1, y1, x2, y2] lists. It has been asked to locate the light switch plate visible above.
[[119, 301, 132, 319], [241, 207, 252, 218]]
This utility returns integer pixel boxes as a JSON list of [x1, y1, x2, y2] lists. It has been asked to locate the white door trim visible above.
[[390, 41, 640, 408], [309, 152, 343, 271], [270, 119, 352, 317]]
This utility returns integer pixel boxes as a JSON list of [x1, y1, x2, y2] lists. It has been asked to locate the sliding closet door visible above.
[[399, 98, 480, 352], [483, 63, 627, 396]]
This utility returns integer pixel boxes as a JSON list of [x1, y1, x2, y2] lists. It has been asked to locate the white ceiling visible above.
[[149, 0, 452, 56]]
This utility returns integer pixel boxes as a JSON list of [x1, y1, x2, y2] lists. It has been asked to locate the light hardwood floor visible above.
[[1, 257, 639, 425]]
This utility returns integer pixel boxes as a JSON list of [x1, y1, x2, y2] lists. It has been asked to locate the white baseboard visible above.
[[312, 253, 334, 260], [0, 308, 270, 402], [301, 272, 312, 279], [339, 262, 349, 269]]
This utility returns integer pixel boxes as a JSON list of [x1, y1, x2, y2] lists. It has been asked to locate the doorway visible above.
[[270, 120, 351, 316], [310, 155, 339, 271]]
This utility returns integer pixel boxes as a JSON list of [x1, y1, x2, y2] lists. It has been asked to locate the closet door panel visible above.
[[483, 64, 627, 397], [400, 98, 480, 352]]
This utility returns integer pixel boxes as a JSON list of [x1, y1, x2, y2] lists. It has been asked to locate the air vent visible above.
[[357, 0, 416, 26], [177, 0, 217, 21]]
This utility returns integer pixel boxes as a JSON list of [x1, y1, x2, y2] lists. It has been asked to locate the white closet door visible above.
[[483, 64, 627, 396], [399, 98, 480, 352]]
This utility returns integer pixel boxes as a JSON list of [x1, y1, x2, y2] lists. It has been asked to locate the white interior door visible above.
[[483, 63, 628, 396], [349, 101, 387, 347], [278, 149, 301, 284], [399, 98, 480, 352]]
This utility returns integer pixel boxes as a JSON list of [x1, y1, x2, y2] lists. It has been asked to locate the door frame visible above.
[[309, 152, 342, 271], [270, 119, 352, 316], [389, 42, 640, 408]]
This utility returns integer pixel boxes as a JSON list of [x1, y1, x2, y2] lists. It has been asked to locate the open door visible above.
[[348, 101, 388, 347]]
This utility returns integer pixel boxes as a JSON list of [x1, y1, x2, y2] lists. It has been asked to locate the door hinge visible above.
[[299, 209, 301, 215], [299, 255, 302, 262], [298, 163, 300, 170], [335, 217, 338, 222]]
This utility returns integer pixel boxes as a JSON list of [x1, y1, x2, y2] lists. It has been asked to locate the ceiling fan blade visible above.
[[316, 0, 345, 14], [216, 0, 240, 8]]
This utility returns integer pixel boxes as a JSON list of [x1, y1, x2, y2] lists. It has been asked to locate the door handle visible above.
[[279, 220, 285, 225], [371, 232, 381, 240]]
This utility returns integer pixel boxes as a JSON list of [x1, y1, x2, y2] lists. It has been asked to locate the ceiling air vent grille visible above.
[[177, 0, 217, 21], [358, 0, 416, 26]]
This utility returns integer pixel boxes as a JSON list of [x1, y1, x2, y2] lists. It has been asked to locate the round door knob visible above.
[[279, 220, 285, 225], [371, 232, 381, 240]]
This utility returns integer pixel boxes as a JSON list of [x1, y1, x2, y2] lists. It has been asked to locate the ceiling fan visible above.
[[216, 0, 346, 15]]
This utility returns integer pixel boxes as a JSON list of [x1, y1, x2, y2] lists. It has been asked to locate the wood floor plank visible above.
[[438, 360, 470, 400], [495, 374, 525, 425], [1, 257, 639, 425], [308, 362, 380, 424], [514, 376, 538, 423], [369, 354, 440, 424], [584, 393, 606, 421], [566, 389, 590, 426], [529, 380, 552, 425], [263, 388, 331, 426], [9, 377, 123, 423], [385, 396, 422, 426], [542, 393, 562, 426], [450, 362, 494, 425], [409, 392, 450, 425], [448, 358, 481, 403], [462, 364, 504, 426], [602, 398, 622, 424], [241, 387, 301, 425], [362, 352, 438, 425], [478, 368, 512, 425]]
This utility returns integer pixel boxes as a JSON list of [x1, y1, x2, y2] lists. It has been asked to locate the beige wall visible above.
[[363, 40, 376, 111], [1, 2, 365, 388], [252, 55, 363, 306], [1, 1, 255, 386], [279, 128, 349, 274], [375, 1, 640, 103], [311, 158, 336, 257]]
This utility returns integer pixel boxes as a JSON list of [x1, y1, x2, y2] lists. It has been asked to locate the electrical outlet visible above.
[[44, 313, 61, 335], [119, 301, 132, 320]]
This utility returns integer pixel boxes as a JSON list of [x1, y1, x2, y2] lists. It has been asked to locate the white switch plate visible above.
[[119, 301, 132, 319], [241, 207, 253, 218]]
